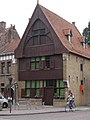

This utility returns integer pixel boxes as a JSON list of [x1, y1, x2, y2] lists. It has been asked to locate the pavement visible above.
[[0, 104, 90, 116]]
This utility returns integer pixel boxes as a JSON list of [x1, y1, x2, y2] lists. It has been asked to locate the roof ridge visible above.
[[39, 4, 74, 27]]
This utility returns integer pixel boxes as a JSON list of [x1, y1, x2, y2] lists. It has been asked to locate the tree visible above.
[[83, 21, 90, 45]]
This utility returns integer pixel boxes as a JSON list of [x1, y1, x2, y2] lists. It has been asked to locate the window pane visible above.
[[44, 80, 46, 87], [45, 56, 50, 68], [56, 80, 59, 87], [40, 29, 45, 35], [60, 80, 64, 87], [36, 57, 40, 61], [54, 80, 59, 88], [36, 62, 39, 69], [41, 57, 45, 61], [54, 88, 59, 97], [60, 89, 65, 97], [32, 30, 39, 36], [31, 58, 35, 62], [32, 81, 35, 88], [1, 62, 5, 74], [26, 81, 30, 88], [7, 61, 11, 74], [26, 89, 30, 96], [36, 89, 40, 97], [31, 63, 35, 70], [36, 81, 40, 88]]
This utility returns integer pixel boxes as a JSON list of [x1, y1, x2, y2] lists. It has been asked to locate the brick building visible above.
[[0, 21, 20, 101], [15, 4, 90, 106]]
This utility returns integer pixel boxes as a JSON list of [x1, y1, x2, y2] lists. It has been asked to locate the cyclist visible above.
[[67, 92, 74, 109]]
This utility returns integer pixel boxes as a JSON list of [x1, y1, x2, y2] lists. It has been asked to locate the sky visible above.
[[0, 0, 90, 38]]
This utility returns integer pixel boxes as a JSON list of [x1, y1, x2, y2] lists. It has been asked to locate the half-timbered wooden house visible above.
[[15, 4, 90, 106]]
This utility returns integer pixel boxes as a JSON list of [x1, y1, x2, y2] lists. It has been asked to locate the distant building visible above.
[[15, 4, 90, 106], [0, 21, 20, 100]]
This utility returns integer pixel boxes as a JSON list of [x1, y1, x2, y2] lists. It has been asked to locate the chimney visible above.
[[0, 21, 6, 33], [72, 22, 75, 26]]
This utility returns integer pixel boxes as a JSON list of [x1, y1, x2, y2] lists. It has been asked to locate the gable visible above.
[[24, 19, 53, 46], [15, 4, 68, 58]]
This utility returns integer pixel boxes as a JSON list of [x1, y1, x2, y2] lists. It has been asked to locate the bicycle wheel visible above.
[[65, 104, 70, 112], [72, 103, 76, 111]]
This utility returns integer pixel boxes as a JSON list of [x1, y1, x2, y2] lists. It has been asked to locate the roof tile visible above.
[[39, 5, 90, 58]]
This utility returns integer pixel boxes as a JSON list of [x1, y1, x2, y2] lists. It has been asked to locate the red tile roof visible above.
[[0, 39, 20, 54], [0, 26, 20, 54], [39, 5, 90, 59]]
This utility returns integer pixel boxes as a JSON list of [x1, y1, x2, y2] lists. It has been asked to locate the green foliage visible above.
[[83, 21, 90, 45]]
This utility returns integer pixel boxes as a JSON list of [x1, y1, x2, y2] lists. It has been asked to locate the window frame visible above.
[[1, 62, 5, 74], [7, 61, 11, 74], [54, 80, 65, 99]]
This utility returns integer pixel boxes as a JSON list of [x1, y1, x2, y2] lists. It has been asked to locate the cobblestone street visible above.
[[0, 110, 90, 120]]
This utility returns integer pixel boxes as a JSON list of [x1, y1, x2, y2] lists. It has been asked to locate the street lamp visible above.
[[8, 77, 12, 113]]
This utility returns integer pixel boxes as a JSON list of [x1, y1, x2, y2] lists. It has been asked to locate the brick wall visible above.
[[63, 53, 90, 106]]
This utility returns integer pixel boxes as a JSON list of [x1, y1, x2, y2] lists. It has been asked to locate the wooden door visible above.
[[43, 87, 54, 105]]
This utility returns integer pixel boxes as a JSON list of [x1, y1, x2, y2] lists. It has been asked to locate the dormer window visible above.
[[78, 36, 86, 48], [67, 31, 72, 43], [63, 29, 72, 43]]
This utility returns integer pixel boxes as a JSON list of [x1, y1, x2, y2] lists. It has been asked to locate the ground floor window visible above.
[[54, 80, 65, 99], [25, 79, 65, 99], [26, 80, 41, 98]]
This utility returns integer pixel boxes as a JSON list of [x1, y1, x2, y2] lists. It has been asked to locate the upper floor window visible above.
[[80, 64, 83, 71], [63, 29, 72, 43], [67, 31, 72, 43], [45, 56, 50, 69], [31, 57, 40, 70], [1, 62, 5, 74], [30, 56, 50, 71], [31, 29, 46, 46], [32, 29, 45, 36], [68, 35, 72, 42], [7, 61, 11, 74]]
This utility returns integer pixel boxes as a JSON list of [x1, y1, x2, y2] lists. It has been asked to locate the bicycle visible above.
[[65, 101, 76, 112]]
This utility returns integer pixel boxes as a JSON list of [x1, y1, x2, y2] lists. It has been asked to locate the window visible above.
[[32, 29, 45, 36], [36, 81, 40, 97], [1, 83, 4, 87], [31, 29, 46, 45], [80, 64, 83, 71], [81, 80, 83, 85], [25, 80, 41, 97], [44, 80, 46, 87], [32, 30, 39, 36], [68, 34, 72, 42], [30, 56, 50, 70], [65, 31, 72, 43], [46, 80, 53, 87], [54, 80, 65, 99], [25, 80, 65, 99], [1, 62, 5, 74], [31, 81, 35, 88], [31, 57, 40, 70], [26, 81, 30, 97], [45, 56, 50, 69], [7, 61, 11, 74]]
